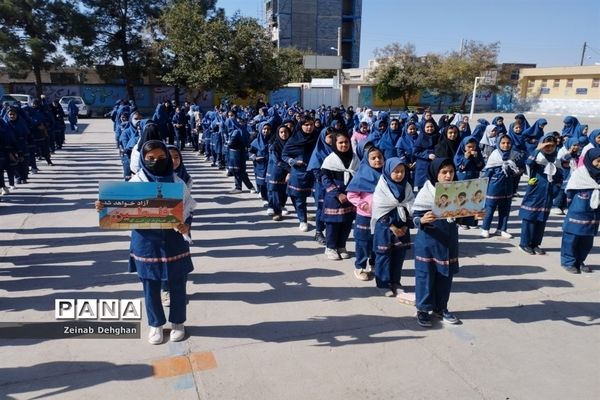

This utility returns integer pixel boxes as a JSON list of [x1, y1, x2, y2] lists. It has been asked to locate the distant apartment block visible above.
[[265, 0, 362, 68]]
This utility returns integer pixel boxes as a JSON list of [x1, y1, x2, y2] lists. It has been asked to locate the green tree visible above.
[[370, 43, 428, 108], [67, 0, 167, 101], [0, 0, 91, 97]]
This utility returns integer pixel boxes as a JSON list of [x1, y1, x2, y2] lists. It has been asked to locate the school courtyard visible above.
[[0, 114, 599, 400]]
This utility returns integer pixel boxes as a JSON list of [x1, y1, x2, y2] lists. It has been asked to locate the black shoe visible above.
[[314, 231, 326, 245], [563, 266, 580, 274], [580, 263, 592, 273], [417, 311, 432, 328], [431, 309, 460, 324], [532, 246, 546, 255], [519, 245, 535, 255]]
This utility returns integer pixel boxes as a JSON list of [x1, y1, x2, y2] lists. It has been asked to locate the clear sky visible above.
[[216, 0, 600, 68]]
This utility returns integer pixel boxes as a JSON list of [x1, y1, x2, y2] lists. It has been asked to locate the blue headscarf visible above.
[[496, 134, 514, 161], [367, 118, 388, 146], [167, 145, 191, 184], [307, 127, 332, 170], [491, 116, 507, 136], [383, 157, 409, 200], [508, 120, 525, 151], [282, 121, 318, 163], [453, 135, 483, 167], [251, 121, 272, 158], [538, 133, 558, 163], [561, 116, 580, 138], [413, 121, 439, 151], [471, 119, 489, 141], [584, 148, 600, 183], [573, 124, 588, 139], [513, 114, 530, 130], [377, 118, 403, 158], [346, 146, 383, 193], [523, 119, 547, 141], [588, 129, 600, 148]]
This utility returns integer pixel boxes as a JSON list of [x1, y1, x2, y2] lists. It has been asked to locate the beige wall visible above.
[[518, 66, 600, 100]]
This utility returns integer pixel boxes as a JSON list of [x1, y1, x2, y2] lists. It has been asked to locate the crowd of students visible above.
[[108, 98, 599, 333], [0, 97, 81, 199]]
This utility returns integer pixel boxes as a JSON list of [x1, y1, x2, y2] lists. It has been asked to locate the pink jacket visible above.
[[351, 131, 369, 153], [347, 191, 373, 217]]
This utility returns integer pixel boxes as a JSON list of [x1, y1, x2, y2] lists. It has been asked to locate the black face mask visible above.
[[144, 158, 169, 175]]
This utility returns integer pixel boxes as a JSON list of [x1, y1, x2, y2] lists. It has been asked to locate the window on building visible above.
[[541, 79, 547, 87], [593, 78, 600, 88], [566, 79, 573, 88], [527, 80, 534, 88], [553, 79, 560, 88], [510, 70, 519, 80]]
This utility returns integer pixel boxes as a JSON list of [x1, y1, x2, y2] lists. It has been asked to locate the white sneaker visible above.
[[2, 187, 10, 195], [325, 248, 341, 260], [500, 231, 513, 239], [552, 208, 565, 215], [9, 186, 15, 191], [161, 291, 170, 307], [170, 323, 185, 342], [337, 248, 350, 259], [281, 207, 290, 216], [262, 200, 269, 207], [299, 222, 309, 232], [266, 208, 274, 216], [148, 326, 164, 345], [480, 229, 489, 238]]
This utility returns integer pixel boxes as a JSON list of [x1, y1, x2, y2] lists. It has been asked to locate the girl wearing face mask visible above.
[[96, 140, 196, 345], [320, 132, 359, 260], [481, 134, 523, 238], [560, 148, 600, 274]]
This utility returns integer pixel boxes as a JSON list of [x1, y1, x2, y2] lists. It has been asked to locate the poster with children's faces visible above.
[[433, 178, 488, 219]]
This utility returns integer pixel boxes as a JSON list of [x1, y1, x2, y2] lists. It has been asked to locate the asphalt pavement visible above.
[[0, 114, 599, 400]]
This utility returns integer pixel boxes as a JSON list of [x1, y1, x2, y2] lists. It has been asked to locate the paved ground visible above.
[[0, 114, 599, 400]]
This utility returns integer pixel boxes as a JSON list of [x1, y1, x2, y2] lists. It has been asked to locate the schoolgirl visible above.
[[479, 125, 498, 162], [249, 122, 272, 207], [396, 121, 419, 187], [522, 119, 547, 157], [307, 127, 334, 244], [412, 120, 439, 189], [97, 140, 196, 344], [434, 125, 460, 160], [351, 121, 370, 154], [579, 129, 600, 166], [412, 158, 462, 327], [346, 142, 383, 279], [130, 121, 162, 175], [320, 132, 359, 260], [453, 135, 485, 229], [227, 126, 255, 194], [560, 148, 600, 274], [518, 133, 560, 255], [371, 157, 415, 295], [377, 118, 403, 160], [282, 117, 318, 232], [553, 136, 581, 215], [480, 134, 523, 238], [2, 107, 29, 185], [267, 125, 291, 221]]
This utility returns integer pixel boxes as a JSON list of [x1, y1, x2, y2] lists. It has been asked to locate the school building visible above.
[[265, 0, 362, 68], [517, 65, 600, 115]]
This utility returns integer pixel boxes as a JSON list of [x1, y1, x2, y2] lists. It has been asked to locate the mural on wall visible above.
[[465, 88, 496, 109], [12, 84, 81, 101], [269, 87, 301, 106], [358, 86, 373, 107], [82, 85, 152, 109], [419, 90, 456, 110], [496, 86, 517, 112], [152, 87, 213, 109]]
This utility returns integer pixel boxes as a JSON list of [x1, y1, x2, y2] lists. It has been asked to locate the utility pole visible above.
[[460, 39, 464, 57], [469, 76, 481, 121], [336, 26, 342, 88], [580, 42, 587, 66]]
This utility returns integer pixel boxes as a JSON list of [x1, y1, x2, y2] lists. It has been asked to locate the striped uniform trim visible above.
[[486, 194, 513, 200], [287, 184, 313, 193], [415, 256, 458, 266], [378, 242, 412, 251], [355, 224, 370, 230], [130, 252, 191, 263], [520, 205, 550, 212], [324, 206, 355, 215], [567, 217, 600, 225], [229, 148, 240, 152], [325, 185, 338, 193], [268, 179, 287, 185]]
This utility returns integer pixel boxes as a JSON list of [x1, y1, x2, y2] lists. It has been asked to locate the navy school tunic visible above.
[[321, 168, 356, 223], [562, 189, 600, 236]]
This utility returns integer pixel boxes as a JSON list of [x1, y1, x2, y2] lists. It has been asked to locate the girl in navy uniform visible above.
[[371, 157, 415, 296], [320, 132, 359, 260], [480, 134, 523, 238], [522, 118, 547, 157], [518, 133, 559, 255], [307, 127, 334, 244], [96, 140, 195, 344], [227, 127, 255, 194], [413, 120, 439, 189], [412, 158, 470, 327], [553, 136, 581, 215], [249, 122, 272, 208], [396, 121, 419, 187], [453, 135, 485, 229], [560, 148, 600, 274], [282, 117, 318, 232], [267, 125, 291, 221], [346, 142, 383, 280]]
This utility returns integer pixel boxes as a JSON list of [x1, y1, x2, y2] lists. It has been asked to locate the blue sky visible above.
[[216, 0, 600, 68]]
